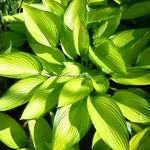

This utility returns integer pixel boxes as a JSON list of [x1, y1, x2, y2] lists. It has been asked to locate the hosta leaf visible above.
[[92, 131, 111, 150], [130, 127, 150, 150], [28, 117, 52, 150], [88, 6, 120, 23], [43, 0, 65, 16], [0, 113, 28, 149], [114, 0, 127, 4], [136, 47, 150, 69], [87, 94, 129, 150], [23, 5, 61, 47], [21, 77, 63, 119], [58, 77, 93, 107], [113, 90, 150, 124], [91, 74, 109, 93], [60, 24, 77, 59], [0, 52, 42, 78], [111, 69, 150, 85], [64, 0, 87, 30], [88, 0, 108, 7], [123, 30, 150, 66], [111, 28, 149, 55], [0, 31, 26, 49], [52, 101, 91, 150], [57, 61, 88, 83], [0, 75, 46, 111], [54, 0, 69, 7], [89, 38, 126, 74], [122, 1, 150, 19], [30, 43, 66, 65], [73, 15, 89, 56]]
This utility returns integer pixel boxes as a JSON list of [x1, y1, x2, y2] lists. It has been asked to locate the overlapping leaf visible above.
[[113, 89, 150, 124], [30, 43, 66, 65], [130, 127, 150, 150], [88, 6, 120, 23], [58, 77, 93, 107], [57, 61, 88, 83], [52, 101, 91, 150], [92, 131, 111, 150], [0, 75, 46, 111], [21, 77, 63, 119], [63, 0, 87, 30], [136, 47, 150, 69], [23, 5, 61, 47], [0, 52, 42, 78], [89, 38, 127, 74], [73, 15, 89, 56], [0, 113, 28, 149], [87, 94, 129, 150], [111, 69, 150, 85], [122, 1, 150, 19], [28, 117, 52, 150]]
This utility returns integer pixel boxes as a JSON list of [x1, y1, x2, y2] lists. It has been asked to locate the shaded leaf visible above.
[[87, 94, 129, 150], [52, 101, 91, 150], [0, 52, 42, 78], [0, 31, 26, 49], [0, 75, 46, 111], [0, 113, 28, 149], [28, 117, 52, 150], [122, 1, 150, 19], [58, 77, 93, 107], [113, 90, 150, 124]]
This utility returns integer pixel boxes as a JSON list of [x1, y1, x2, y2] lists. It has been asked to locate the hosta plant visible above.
[[0, 0, 150, 149]]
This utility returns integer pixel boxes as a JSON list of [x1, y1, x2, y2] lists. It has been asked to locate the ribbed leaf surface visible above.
[[0, 52, 42, 78], [114, 90, 150, 124], [87, 94, 129, 150], [58, 77, 93, 107], [0, 75, 46, 111], [52, 101, 91, 150]]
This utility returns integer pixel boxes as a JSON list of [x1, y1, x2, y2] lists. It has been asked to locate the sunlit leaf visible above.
[[52, 100, 91, 150], [0, 75, 46, 111], [111, 28, 149, 55], [92, 131, 111, 150], [88, 0, 108, 7], [30, 43, 66, 65], [28, 117, 52, 150], [57, 61, 88, 83], [73, 15, 89, 56], [23, 5, 61, 47], [87, 94, 129, 150], [136, 47, 150, 69], [89, 38, 127, 74], [88, 6, 120, 23], [0, 31, 26, 49], [43, 0, 65, 16], [64, 0, 87, 30], [0, 52, 42, 78], [0, 113, 28, 149], [113, 89, 150, 124], [122, 1, 150, 19], [60, 24, 77, 59], [58, 77, 93, 107], [21, 77, 63, 119], [130, 127, 150, 150], [111, 69, 150, 85]]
